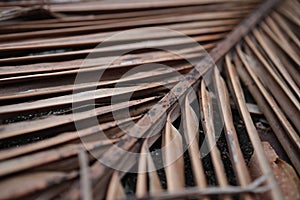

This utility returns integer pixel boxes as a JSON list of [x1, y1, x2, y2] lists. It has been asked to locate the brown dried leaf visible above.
[[248, 142, 300, 200], [183, 95, 207, 189], [0, 171, 76, 199], [136, 142, 148, 197], [136, 139, 163, 197], [106, 171, 125, 200], [200, 80, 229, 189], [163, 114, 185, 192]]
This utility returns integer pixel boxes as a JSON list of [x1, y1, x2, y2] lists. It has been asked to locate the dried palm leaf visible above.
[[248, 142, 300, 200], [182, 93, 207, 191], [0, 0, 299, 199], [163, 110, 185, 191], [106, 171, 125, 200]]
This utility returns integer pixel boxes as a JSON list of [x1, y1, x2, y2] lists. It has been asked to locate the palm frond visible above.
[[0, 0, 299, 199]]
